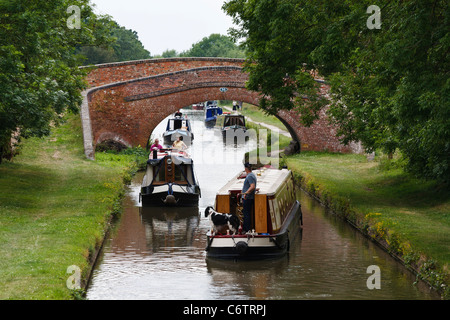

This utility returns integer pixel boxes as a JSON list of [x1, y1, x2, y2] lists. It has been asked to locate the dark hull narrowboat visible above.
[[205, 167, 303, 260], [162, 115, 194, 146], [140, 149, 200, 207], [215, 114, 247, 144]]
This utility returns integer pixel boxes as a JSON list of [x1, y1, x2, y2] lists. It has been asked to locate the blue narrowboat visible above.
[[205, 106, 223, 127]]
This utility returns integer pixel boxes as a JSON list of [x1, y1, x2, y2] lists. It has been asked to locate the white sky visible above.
[[90, 0, 236, 56]]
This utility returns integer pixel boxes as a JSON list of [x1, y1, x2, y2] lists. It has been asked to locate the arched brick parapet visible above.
[[81, 58, 360, 160], [83, 57, 247, 88]]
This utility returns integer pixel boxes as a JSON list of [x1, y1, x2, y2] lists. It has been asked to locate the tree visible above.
[[0, 0, 112, 162], [77, 19, 151, 65], [161, 49, 179, 58], [111, 23, 151, 62], [224, 0, 449, 181], [181, 33, 245, 58]]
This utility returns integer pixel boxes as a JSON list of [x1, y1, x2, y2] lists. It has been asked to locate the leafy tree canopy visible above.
[[224, 0, 449, 181], [77, 18, 151, 65], [181, 33, 245, 58]]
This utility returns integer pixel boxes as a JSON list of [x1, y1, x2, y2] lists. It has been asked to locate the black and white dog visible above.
[[204, 206, 240, 235]]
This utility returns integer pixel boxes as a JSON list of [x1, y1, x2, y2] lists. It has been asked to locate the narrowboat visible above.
[[204, 105, 223, 127], [140, 149, 201, 207], [216, 114, 247, 143], [205, 166, 303, 259], [162, 115, 194, 146], [205, 100, 217, 108]]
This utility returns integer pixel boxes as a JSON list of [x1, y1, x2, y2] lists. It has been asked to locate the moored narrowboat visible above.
[[140, 149, 200, 207], [205, 167, 302, 259]]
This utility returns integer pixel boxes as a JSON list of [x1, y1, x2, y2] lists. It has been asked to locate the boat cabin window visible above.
[[168, 119, 189, 131], [224, 116, 245, 127], [153, 165, 166, 182], [174, 165, 188, 183]]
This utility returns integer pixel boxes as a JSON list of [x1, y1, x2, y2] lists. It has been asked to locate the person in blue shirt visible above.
[[241, 162, 257, 232]]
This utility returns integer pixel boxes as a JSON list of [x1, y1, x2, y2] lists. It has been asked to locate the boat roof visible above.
[[147, 149, 192, 165], [168, 116, 190, 120], [224, 114, 244, 118], [216, 167, 292, 196]]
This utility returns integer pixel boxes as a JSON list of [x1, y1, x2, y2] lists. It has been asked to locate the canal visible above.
[[87, 108, 439, 300]]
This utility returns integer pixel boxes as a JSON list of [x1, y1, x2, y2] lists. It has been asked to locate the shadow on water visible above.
[[87, 108, 440, 300]]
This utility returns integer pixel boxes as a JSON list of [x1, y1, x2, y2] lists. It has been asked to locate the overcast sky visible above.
[[90, 0, 236, 56]]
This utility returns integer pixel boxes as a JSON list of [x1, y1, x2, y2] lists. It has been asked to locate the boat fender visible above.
[[235, 241, 248, 255], [163, 194, 179, 205]]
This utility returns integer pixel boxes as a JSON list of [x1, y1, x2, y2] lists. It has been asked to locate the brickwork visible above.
[[83, 57, 246, 88], [82, 58, 360, 159]]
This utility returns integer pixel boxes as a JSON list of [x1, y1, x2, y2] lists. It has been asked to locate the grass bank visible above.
[[235, 103, 289, 132], [284, 152, 449, 298], [0, 113, 146, 299]]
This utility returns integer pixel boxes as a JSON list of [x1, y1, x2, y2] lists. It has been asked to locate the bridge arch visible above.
[[81, 58, 359, 159]]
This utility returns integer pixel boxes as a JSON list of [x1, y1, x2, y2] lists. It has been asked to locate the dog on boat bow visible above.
[[204, 206, 240, 235]]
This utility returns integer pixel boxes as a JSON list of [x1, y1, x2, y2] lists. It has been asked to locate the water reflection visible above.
[[139, 206, 200, 251]]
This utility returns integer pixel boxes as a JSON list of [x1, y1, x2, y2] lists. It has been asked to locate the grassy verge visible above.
[[284, 151, 450, 298], [235, 102, 289, 132], [0, 113, 146, 299]]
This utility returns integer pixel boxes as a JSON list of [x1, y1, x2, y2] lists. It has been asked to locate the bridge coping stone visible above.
[[80, 57, 246, 70]]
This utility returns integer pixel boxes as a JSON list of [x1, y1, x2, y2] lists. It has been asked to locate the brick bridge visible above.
[[81, 57, 360, 159]]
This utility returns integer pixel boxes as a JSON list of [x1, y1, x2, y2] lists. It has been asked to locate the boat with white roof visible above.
[[205, 166, 302, 259], [140, 148, 200, 207]]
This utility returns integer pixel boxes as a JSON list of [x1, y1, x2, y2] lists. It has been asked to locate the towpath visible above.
[[222, 106, 291, 138]]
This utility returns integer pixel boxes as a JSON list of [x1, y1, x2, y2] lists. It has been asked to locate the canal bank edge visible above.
[[78, 158, 145, 299], [283, 158, 449, 299]]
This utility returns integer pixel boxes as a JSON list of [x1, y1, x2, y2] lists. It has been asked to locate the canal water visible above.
[[87, 109, 439, 300]]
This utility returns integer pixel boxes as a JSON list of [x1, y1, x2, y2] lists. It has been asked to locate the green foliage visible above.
[[154, 33, 245, 59], [224, 0, 329, 117], [77, 19, 151, 65], [161, 49, 179, 58], [0, 0, 112, 162], [180, 33, 245, 58], [223, 0, 450, 181]]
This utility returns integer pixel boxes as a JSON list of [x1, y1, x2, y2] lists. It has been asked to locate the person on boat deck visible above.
[[150, 139, 162, 151], [242, 162, 257, 233], [172, 136, 187, 150], [175, 110, 182, 117]]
